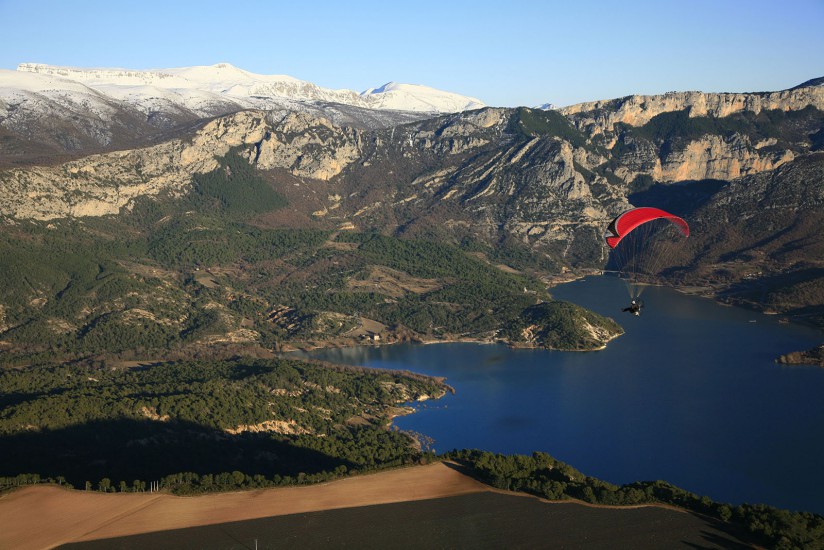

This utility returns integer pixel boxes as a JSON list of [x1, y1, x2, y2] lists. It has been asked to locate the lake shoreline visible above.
[[280, 325, 618, 355], [317, 276, 824, 515], [551, 270, 824, 334], [281, 266, 823, 359]]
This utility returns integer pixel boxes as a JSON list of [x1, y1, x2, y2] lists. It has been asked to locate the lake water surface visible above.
[[294, 276, 824, 513]]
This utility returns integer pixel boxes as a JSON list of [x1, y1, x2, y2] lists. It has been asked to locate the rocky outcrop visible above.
[[466, 140, 615, 246], [0, 110, 362, 219], [777, 345, 824, 367], [615, 133, 795, 184], [138, 406, 170, 422], [250, 111, 363, 180], [364, 129, 627, 265], [562, 86, 824, 134], [660, 135, 794, 182], [225, 419, 312, 435]]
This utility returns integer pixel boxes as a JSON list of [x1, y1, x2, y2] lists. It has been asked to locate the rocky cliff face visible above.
[[613, 133, 796, 184], [0, 111, 366, 219], [647, 152, 824, 325], [384, 135, 623, 264], [250, 111, 363, 180], [568, 84, 824, 194], [282, 107, 631, 265], [561, 86, 824, 134]]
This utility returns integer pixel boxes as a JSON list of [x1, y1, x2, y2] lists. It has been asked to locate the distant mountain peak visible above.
[[363, 82, 396, 95], [360, 81, 485, 113]]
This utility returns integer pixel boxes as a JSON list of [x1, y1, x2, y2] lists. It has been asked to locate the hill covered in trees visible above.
[[0, 357, 448, 491]]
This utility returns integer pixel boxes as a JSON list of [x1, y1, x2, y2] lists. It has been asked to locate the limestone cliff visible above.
[[0, 110, 363, 220], [570, 84, 824, 188], [250, 111, 363, 180], [614, 133, 796, 184], [561, 85, 824, 134]]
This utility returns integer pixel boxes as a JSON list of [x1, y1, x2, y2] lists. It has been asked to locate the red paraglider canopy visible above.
[[605, 207, 689, 249]]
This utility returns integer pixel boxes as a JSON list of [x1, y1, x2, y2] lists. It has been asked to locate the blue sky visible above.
[[1, 0, 822, 107]]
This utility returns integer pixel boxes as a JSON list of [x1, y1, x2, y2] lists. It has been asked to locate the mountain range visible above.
[[0, 63, 822, 363], [0, 63, 488, 167], [15, 62, 486, 113]]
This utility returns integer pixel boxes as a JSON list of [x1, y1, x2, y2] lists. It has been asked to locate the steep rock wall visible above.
[[0, 110, 362, 219], [561, 86, 824, 134]]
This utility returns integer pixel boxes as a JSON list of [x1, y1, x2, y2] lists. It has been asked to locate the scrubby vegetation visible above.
[[329, 232, 546, 337], [508, 107, 590, 149], [777, 344, 824, 367]]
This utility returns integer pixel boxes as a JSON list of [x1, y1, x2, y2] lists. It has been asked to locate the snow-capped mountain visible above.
[[0, 63, 485, 163], [0, 68, 182, 161], [15, 63, 485, 115], [361, 81, 485, 113]]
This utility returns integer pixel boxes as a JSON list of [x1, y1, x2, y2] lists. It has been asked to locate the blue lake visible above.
[[294, 276, 824, 514]]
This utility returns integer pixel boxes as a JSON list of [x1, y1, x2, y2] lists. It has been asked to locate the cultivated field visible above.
[[0, 463, 753, 549], [64, 492, 755, 550], [0, 462, 485, 549]]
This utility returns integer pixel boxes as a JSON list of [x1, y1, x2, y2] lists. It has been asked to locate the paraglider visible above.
[[605, 207, 689, 311], [622, 299, 644, 316]]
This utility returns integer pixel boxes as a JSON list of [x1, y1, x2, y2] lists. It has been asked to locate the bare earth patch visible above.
[[0, 462, 486, 550]]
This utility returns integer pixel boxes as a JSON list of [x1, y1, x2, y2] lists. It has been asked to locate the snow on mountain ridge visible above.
[[0, 66, 442, 161], [361, 81, 485, 113], [0, 68, 107, 95], [15, 63, 485, 114]]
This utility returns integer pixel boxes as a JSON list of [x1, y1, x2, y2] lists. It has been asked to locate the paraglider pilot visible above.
[[622, 300, 643, 316], [605, 207, 690, 319]]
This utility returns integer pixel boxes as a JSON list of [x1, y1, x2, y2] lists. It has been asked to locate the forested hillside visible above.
[[0, 357, 448, 491]]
